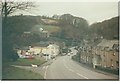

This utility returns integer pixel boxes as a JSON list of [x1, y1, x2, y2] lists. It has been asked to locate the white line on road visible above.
[[63, 60, 75, 72], [44, 65, 48, 79], [76, 73, 89, 79], [43, 66, 45, 69], [68, 68, 75, 73], [63, 59, 89, 79]]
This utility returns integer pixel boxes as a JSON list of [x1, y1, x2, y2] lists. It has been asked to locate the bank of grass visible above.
[[3, 57, 46, 79], [2, 65, 43, 79], [12, 57, 46, 66]]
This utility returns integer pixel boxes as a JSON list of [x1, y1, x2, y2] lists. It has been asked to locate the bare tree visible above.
[[1, 0, 35, 23]]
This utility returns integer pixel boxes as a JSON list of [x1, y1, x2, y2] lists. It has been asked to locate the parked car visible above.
[[67, 53, 71, 56], [61, 53, 67, 56], [24, 55, 34, 59]]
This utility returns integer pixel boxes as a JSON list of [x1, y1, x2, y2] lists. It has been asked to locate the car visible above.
[[62, 53, 67, 56], [70, 52, 73, 54], [67, 53, 71, 56]]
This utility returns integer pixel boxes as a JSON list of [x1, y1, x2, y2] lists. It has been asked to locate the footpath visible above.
[[72, 58, 118, 78]]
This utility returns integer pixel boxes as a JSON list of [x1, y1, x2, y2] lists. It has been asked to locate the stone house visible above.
[[96, 39, 119, 69]]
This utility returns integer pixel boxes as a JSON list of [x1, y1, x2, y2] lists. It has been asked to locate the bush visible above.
[[72, 55, 80, 62], [2, 43, 19, 62]]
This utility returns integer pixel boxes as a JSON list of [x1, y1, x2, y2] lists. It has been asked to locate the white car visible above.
[[67, 53, 71, 56]]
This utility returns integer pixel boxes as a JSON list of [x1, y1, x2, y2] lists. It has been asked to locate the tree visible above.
[[2, 0, 35, 23], [2, 0, 35, 36], [58, 14, 89, 42], [1, 0, 35, 61], [90, 16, 118, 40]]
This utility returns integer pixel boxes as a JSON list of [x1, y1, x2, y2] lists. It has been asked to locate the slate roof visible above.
[[97, 39, 118, 49]]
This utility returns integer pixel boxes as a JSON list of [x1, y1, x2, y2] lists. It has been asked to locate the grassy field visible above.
[[2, 65, 43, 79], [33, 24, 60, 33], [3, 57, 46, 79]]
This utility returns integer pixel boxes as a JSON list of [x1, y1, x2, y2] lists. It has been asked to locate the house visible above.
[[79, 39, 119, 70], [16, 46, 31, 58], [92, 46, 102, 68], [46, 44, 60, 59], [34, 43, 60, 60], [39, 30, 50, 38], [80, 46, 93, 65], [17, 47, 29, 55], [95, 39, 119, 69], [28, 46, 47, 55]]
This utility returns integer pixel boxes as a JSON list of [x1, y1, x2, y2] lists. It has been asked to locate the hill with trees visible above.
[[3, 13, 118, 61], [54, 14, 89, 41], [89, 17, 119, 40]]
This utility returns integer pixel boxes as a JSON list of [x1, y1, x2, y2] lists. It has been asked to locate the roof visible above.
[[47, 44, 59, 48], [20, 47, 29, 50], [97, 39, 118, 49], [42, 31, 49, 33]]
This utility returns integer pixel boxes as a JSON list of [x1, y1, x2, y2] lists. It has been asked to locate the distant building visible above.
[[52, 15, 60, 19], [28, 43, 60, 60], [40, 30, 50, 38], [79, 39, 119, 70], [28, 46, 46, 55], [96, 39, 119, 69], [44, 44, 60, 59], [80, 46, 93, 65], [17, 46, 30, 58]]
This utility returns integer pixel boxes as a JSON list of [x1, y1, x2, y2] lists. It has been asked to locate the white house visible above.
[[28, 47, 43, 55], [17, 44, 60, 60], [42, 44, 60, 60]]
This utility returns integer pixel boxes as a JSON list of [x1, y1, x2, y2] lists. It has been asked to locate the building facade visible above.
[[79, 39, 119, 70]]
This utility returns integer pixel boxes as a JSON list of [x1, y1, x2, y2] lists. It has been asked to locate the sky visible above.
[[13, 2, 118, 25]]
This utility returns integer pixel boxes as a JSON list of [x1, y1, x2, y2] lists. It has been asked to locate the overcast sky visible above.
[[14, 2, 118, 25]]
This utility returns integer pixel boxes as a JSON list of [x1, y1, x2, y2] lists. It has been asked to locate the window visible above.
[[113, 52, 115, 56], [111, 59, 113, 67], [87, 57, 88, 61], [103, 54, 105, 57]]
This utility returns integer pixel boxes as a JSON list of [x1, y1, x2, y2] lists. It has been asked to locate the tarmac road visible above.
[[45, 55, 118, 79]]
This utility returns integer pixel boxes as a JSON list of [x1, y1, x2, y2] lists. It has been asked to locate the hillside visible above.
[[5, 15, 118, 45], [41, 19, 58, 25], [90, 17, 119, 40], [31, 24, 60, 34]]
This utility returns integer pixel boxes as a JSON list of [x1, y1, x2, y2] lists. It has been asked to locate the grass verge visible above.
[[2, 65, 43, 79], [12, 58, 46, 66]]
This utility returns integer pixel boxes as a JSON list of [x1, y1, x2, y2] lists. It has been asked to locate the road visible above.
[[44, 55, 118, 79]]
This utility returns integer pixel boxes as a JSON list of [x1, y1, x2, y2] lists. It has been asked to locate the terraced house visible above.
[[79, 39, 119, 70], [97, 39, 119, 69]]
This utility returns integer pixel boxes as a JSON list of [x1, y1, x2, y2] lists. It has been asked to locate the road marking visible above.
[[63, 60, 75, 73], [65, 64, 88, 79], [76, 73, 89, 79], [68, 68, 75, 72], [63, 59, 89, 79], [44, 66, 48, 79], [63, 62, 69, 69], [43, 66, 45, 69]]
